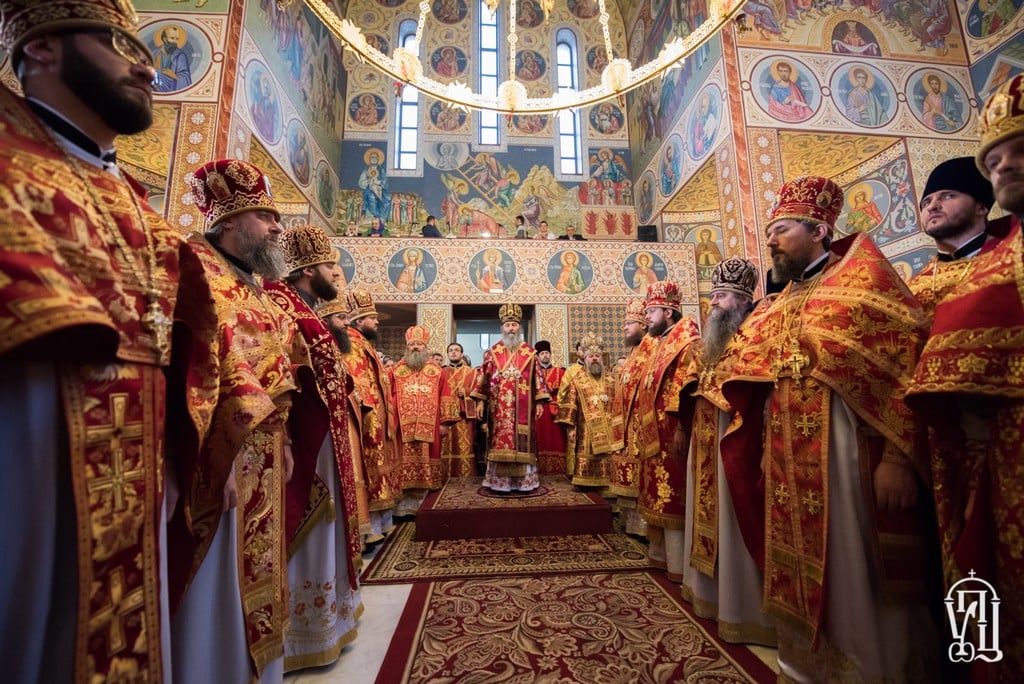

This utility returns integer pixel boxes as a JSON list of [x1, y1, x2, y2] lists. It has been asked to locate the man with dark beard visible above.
[[169, 159, 306, 682], [908, 75, 1024, 681], [555, 337, 586, 471], [534, 340, 568, 475], [718, 176, 935, 682], [472, 303, 550, 492], [556, 332, 624, 489], [339, 288, 400, 545], [907, 157, 994, 318], [677, 258, 776, 647], [441, 342, 481, 477], [611, 298, 655, 537], [393, 326, 456, 516], [265, 224, 362, 673], [636, 281, 700, 581], [0, 2, 180, 681]]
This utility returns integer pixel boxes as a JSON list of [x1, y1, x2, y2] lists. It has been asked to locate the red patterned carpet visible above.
[[415, 476, 612, 540], [376, 571, 776, 683], [361, 522, 650, 584]]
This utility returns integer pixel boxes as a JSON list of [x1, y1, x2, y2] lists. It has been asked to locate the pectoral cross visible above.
[[143, 292, 172, 365], [85, 394, 145, 512], [773, 338, 810, 387]]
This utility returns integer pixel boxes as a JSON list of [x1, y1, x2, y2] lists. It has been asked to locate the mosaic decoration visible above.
[[316, 161, 336, 216], [750, 56, 821, 124], [244, 60, 282, 144], [906, 69, 969, 133], [831, 63, 897, 129], [622, 250, 667, 294], [417, 303, 453, 356], [286, 119, 313, 186], [687, 84, 723, 160], [328, 239, 697, 305], [166, 103, 218, 233], [546, 250, 594, 295], [469, 248, 517, 294], [335, 248, 357, 288], [388, 247, 439, 293]]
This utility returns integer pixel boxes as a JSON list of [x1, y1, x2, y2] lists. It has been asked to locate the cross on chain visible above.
[[404, 382, 432, 395], [88, 566, 145, 653], [85, 393, 145, 512]]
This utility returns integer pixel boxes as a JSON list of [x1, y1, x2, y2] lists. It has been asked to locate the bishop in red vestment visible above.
[[472, 303, 550, 491]]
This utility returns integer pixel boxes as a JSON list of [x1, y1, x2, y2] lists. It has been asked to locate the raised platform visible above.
[[414, 476, 612, 541]]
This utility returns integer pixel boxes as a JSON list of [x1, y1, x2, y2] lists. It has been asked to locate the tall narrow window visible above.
[[394, 19, 419, 170], [479, 1, 500, 145], [555, 29, 582, 176]]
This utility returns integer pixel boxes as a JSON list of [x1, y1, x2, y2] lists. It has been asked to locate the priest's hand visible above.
[[672, 427, 687, 460], [284, 443, 295, 483], [440, 425, 450, 437], [535, 404, 544, 420], [873, 461, 918, 513], [223, 472, 238, 510]]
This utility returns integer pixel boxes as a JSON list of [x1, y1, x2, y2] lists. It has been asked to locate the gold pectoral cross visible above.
[[142, 292, 172, 365], [773, 338, 810, 387]]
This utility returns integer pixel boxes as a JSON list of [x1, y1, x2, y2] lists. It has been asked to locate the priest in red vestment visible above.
[[718, 175, 936, 682], [269, 223, 363, 672], [472, 303, 550, 491], [168, 159, 304, 683], [611, 298, 654, 537], [556, 332, 624, 488], [534, 340, 568, 474], [441, 342, 481, 478], [340, 288, 401, 543], [0, 3, 179, 680], [636, 281, 700, 581], [907, 74, 1024, 682], [678, 258, 776, 646], [393, 325, 458, 515]]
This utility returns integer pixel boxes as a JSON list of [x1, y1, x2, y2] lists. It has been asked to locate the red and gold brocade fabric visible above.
[[393, 360, 457, 489], [719, 233, 930, 644], [0, 86, 181, 682], [167, 237, 298, 677], [472, 341, 550, 464], [611, 336, 656, 498], [907, 220, 1024, 680], [441, 363, 480, 478], [555, 370, 624, 486], [678, 350, 735, 579], [637, 319, 700, 529], [908, 257, 979, 322], [264, 281, 360, 589], [537, 365, 568, 474], [342, 327, 401, 511]]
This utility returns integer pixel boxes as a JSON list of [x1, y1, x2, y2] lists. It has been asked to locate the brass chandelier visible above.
[[302, 0, 746, 114]]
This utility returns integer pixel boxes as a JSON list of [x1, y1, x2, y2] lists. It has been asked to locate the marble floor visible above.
[[284, 543, 780, 683]]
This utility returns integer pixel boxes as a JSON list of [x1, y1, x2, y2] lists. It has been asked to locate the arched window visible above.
[[555, 28, 582, 176], [479, 0, 500, 145], [394, 19, 419, 170]]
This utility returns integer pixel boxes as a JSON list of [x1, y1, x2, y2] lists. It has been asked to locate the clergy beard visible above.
[[236, 228, 288, 280], [702, 306, 746, 367], [587, 361, 603, 379], [355, 322, 378, 342], [405, 349, 428, 371], [648, 318, 668, 337], [331, 326, 352, 354], [61, 37, 153, 135], [770, 252, 811, 284], [502, 331, 522, 351], [624, 327, 646, 348], [311, 269, 339, 301]]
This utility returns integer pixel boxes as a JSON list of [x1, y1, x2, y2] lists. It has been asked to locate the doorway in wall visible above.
[[451, 304, 534, 367]]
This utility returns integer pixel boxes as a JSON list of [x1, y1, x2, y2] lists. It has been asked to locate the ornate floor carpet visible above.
[[375, 571, 776, 683], [361, 522, 650, 584], [415, 476, 612, 541]]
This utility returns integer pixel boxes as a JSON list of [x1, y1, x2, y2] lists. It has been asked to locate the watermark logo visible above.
[[945, 570, 1003, 663]]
